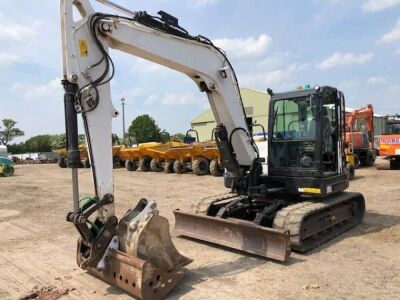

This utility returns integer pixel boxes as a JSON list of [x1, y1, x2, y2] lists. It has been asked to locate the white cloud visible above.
[[256, 51, 291, 70], [213, 34, 272, 59], [389, 85, 400, 92], [317, 52, 374, 70], [338, 79, 360, 90], [287, 62, 309, 72], [0, 53, 22, 67], [0, 14, 55, 69], [113, 86, 145, 102], [189, 0, 218, 6], [145, 94, 159, 105], [131, 57, 167, 73], [239, 61, 310, 90], [0, 20, 37, 41], [361, 0, 400, 12], [161, 92, 198, 105], [12, 78, 61, 101], [379, 18, 400, 43], [367, 76, 387, 84], [239, 70, 290, 90]]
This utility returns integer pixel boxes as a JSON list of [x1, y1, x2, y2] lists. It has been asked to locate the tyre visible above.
[[150, 158, 162, 172], [353, 154, 360, 169], [173, 160, 186, 174], [139, 156, 151, 172], [209, 159, 223, 177], [164, 160, 175, 173], [2, 165, 14, 177], [83, 157, 90, 168], [365, 152, 374, 167], [113, 156, 122, 169], [125, 159, 138, 171], [58, 156, 67, 168], [192, 157, 209, 176], [346, 163, 355, 180], [390, 158, 400, 170]]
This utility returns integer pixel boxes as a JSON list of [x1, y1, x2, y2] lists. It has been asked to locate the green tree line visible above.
[[4, 115, 186, 154]]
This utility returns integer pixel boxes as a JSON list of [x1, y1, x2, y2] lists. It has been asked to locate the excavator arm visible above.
[[61, 0, 257, 219]]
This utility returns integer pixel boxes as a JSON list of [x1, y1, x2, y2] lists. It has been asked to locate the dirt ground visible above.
[[0, 165, 399, 300]]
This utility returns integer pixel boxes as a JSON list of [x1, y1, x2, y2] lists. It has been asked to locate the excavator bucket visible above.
[[174, 209, 291, 261], [77, 199, 192, 300]]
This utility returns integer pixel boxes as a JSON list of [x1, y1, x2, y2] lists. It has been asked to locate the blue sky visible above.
[[1, 0, 400, 142]]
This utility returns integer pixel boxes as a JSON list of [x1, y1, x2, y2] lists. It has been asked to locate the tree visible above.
[[50, 134, 67, 149], [128, 114, 160, 143], [0, 119, 24, 145], [49, 133, 86, 149], [7, 142, 26, 154], [112, 133, 120, 145], [171, 133, 185, 142], [24, 135, 52, 152]]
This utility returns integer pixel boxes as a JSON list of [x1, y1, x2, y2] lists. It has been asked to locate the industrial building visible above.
[[191, 87, 389, 142], [191, 88, 270, 141]]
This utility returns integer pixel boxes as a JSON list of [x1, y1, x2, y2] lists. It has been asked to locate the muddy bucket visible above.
[[76, 199, 192, 300]]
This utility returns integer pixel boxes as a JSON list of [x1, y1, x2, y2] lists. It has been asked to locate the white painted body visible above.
[[255, 139, 268, 175], [60, 0, 257, 219]]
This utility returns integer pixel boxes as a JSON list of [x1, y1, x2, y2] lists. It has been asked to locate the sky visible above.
[[1, 0, 400, 143]]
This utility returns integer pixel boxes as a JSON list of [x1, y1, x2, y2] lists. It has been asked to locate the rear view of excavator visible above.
[[375, 115, 400, 170], [345, 104, 376, 168]]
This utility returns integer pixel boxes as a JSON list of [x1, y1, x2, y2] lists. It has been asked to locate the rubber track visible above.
[[273, 192, 365, 252], [195, 192, 237, 214]]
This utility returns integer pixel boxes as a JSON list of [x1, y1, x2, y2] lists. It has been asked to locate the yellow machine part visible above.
[[346, 153, 355, 166]]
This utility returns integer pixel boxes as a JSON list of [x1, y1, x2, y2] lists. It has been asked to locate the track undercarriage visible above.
[[174, 191, 365, 259]]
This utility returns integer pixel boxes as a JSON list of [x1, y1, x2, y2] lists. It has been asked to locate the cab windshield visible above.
[[272, 96, 315, 141]]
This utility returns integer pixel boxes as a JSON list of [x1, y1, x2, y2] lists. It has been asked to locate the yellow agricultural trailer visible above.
[[82, 145, 124, 168], [155, 140, 223, 176], [55, 145, 124, 168], [122, 142, 162, 171], [54, 145, 88, 168], [145, 141, 192, 173]]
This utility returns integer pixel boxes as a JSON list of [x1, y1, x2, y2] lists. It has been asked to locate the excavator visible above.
[[60, 0, 365, 298], [344, 104, 375, 168]]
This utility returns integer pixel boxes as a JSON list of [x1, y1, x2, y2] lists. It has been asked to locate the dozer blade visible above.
[[174, 209, 291, 261], [77, 199, 192, 300]]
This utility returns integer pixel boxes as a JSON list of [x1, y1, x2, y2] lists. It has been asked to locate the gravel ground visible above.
[[0, 164, 399, 299]]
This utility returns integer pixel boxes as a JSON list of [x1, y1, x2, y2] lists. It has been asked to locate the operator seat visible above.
[[299, 107, 317, 139]]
